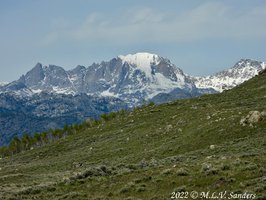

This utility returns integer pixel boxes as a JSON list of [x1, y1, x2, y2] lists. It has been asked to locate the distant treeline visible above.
[[0, 110, 128, 158]]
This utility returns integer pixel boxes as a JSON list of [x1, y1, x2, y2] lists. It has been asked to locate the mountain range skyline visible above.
[[0, 54, 265, 84], [1, 52, 265, 84], [1, 52, 265, 105]]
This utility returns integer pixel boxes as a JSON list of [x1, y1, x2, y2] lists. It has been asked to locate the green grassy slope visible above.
[[0, 72, 266, 200]]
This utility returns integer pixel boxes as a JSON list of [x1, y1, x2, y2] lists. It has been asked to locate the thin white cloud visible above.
[[41, 32, 59, 46], [40, 2, 266, 46]]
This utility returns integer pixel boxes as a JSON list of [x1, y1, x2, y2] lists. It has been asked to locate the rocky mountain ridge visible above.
[[193, 59, 265, 92], [1, 54, 264, 103], [1, 53, 197, 105]]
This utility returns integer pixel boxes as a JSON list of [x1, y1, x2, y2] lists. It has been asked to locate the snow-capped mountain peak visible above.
[[233, 59, 265, 69], [115, 52, 194, 102], [118, 52, 160, 66], [193, 59, 265, 92], [118, 52, 160, 79]]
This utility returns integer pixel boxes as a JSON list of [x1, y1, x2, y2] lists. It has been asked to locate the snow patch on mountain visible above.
[[0, 82, 8, 86], [51, 86, 75, 95], [31, 89, 42, 94], [145, 73, 185, 99], [101, 89, 118, 98]]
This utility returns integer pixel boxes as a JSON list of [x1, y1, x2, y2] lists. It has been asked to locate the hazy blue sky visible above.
[[0, 0, 266, 82]]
